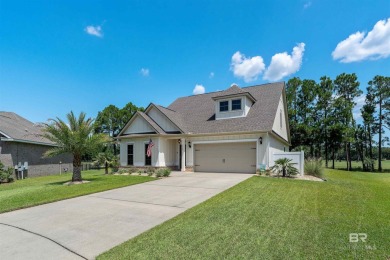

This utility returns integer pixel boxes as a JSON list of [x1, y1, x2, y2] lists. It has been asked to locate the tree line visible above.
[[81, 102, 144, 160], [286, 74, 389, 172]]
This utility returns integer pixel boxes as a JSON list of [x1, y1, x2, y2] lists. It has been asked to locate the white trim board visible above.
[[192, 139, 258, 145]]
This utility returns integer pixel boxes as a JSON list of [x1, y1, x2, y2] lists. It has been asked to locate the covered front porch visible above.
[[119, 133, 273, 174]]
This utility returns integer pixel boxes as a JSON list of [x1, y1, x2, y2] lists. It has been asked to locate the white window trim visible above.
[[231, 98, 243, 111], [219, 100, 230, 113], [218, 98, 244, 113], [126, 142, 135, 166], [144, 141, 153, 166]]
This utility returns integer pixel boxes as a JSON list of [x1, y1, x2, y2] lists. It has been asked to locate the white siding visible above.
[[123, 115, 154, 135], [119, 137, 159, 167], [147, 107, 179, 132], [268, 135, 287, 167], [157, 138, 177, 167], [272, 95, 288, 141], [215, 96, 251, 120], [245, 97, 253, 115]]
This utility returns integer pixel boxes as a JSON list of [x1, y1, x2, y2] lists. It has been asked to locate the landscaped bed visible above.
[[0, 169, 154, 213], [98, 168, 390, 259]]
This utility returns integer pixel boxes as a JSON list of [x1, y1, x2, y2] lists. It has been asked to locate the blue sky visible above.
[[0, 0, 389, 126]]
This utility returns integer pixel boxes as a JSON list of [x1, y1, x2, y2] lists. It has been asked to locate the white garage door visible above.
[[194, 142, 256, 173]]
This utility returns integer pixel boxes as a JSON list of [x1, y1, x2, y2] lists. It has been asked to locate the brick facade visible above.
[[0, 141, 73, 177]]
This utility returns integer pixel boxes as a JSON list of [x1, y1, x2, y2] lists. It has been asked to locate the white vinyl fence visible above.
[[272, 151, 304, 175]]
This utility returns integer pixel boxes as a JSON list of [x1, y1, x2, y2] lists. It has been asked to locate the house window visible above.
[[280, 109, 283, 128], [127, 144, 134, 166], [219, 101, 229, 112], [232, 99, 242, 110], [145, 144, 152, 166]]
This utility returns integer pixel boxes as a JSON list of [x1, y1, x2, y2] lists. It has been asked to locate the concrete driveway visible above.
[[0, 172, 252, 260]]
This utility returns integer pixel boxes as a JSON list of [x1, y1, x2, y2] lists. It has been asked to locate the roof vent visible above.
[[25, 128, 28, 132], [230, 83, 239, 88]]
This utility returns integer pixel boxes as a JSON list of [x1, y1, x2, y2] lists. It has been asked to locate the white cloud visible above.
[[193, 84, 205, 95], [353, 94, 366, 120], [209, 72, 214, 78], [85, 25, 103, 37], [332, 18, 390, 63], [303, 1, 312, 9], [140, 68, 150, 77], [230, 51, 265, 82], [263, 43, 305, 81]]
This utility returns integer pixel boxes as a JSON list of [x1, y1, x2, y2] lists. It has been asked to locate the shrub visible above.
[[128, 167, 138, 174], [0, 161, 14, 183], [304, 158, 324, 178], [118, 169, 128, 174], [270, 158, 299, 177], [162, 168, 171, 177], [155, 169, 163, 178], [147, 171, 154, 177], [147, 167, 155, 173]]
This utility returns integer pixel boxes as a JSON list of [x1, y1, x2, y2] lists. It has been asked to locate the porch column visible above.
[[181, 138, 185, 171]]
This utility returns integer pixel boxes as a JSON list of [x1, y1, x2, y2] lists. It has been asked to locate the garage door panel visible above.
[[194, 142, 256, 173]]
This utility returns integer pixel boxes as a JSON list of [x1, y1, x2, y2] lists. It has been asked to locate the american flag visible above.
[[147, 139, 154, 157]]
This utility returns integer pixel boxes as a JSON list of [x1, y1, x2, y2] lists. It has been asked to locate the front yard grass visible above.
[[99, 169, 390, 259], [0, 169, 154, 213]]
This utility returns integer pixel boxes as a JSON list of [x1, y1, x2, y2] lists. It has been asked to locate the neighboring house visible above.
[[117, 82, 290, 174], [0, 112, 72, 177]]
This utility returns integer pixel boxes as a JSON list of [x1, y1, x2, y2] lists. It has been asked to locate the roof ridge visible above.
[[173, 82, 284, 99], [241, 81, 284, 89], [155, 105, 177, 112]]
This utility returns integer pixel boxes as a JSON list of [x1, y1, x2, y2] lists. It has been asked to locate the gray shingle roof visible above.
[[213, 85, 245, 97], [0, 112, 55, 145], [212, 85, 257, 102], [167, 82, 285, 134], [153, 104, 187, 133]]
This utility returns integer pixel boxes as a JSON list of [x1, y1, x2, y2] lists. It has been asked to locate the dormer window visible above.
[[219, 101, 229, 112], [213, 85, 256, 120], [232, 99, 242, 110]]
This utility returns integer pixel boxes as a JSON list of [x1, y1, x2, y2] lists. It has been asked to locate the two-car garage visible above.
[[193, 142, 257, 174]]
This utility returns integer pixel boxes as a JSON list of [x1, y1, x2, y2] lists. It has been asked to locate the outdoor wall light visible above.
[[259, 137, 263, 144], [178, 139, 181, 144], [188, 141, 192, 148]]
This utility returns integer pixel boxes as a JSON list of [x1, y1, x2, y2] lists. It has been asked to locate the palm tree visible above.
[[270, 158, 299, 177], [43, 111, 108, 182], [94, 151, 114, 175]]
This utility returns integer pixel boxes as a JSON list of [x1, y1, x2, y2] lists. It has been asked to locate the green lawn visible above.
[[325, 159, 390, 172], [99, 169, 390, 259], [0, 170, 154, 213]]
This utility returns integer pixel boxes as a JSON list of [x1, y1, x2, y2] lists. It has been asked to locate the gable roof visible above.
[[118, 111, 166, 137], [152, 104, 186, 133], [137, 111, 165, 134], [0, 112, 56, 146], [119, 82, 288, 142]]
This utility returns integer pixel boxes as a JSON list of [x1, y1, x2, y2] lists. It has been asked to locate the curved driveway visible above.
[[0, 172, 252, 260]]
